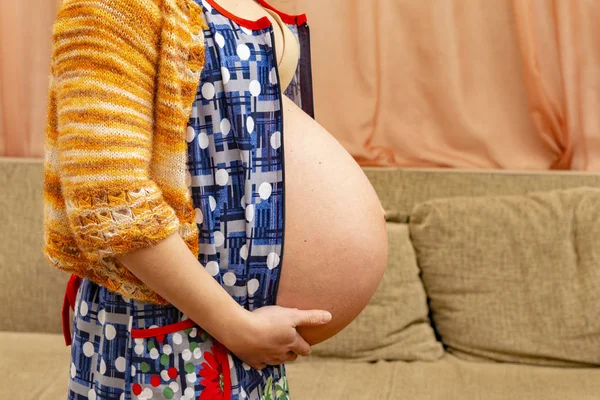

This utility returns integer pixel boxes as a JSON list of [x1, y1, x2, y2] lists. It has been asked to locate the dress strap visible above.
[[262, 7, 299, 92], [62, 274, 82, 346]]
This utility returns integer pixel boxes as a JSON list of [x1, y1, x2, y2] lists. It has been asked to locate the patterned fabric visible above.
[[67, 278, 289, 399], [188, 0, 286, 310], [65, 0, 315, 399]]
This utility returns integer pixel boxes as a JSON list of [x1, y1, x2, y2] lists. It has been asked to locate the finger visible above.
[[291, 334, 312, 356], [254, 362, 266, 370], [286, 351, 298, 362], [250, 362, 265, 370], [263, 357, 283, 366], [294, 309, 332, 327]]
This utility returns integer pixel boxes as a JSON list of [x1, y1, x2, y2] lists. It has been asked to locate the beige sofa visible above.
[[1, 157, 599, 399]]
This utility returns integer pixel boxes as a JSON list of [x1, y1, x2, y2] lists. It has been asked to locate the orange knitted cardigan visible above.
[[43, 0, 208, 305]]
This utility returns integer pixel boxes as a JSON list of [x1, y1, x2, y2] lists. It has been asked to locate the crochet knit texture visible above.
[[43, 0, 208, 305]]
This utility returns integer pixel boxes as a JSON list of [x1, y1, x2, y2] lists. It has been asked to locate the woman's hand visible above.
[[224, 305, 332, 370], [114, 232, 332, 370]]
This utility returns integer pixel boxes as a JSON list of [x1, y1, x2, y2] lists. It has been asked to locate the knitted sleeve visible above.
[[50, 0, 181, 261]]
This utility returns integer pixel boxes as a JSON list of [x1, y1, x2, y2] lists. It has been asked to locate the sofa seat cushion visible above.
[[3, 332, 600, 400], [0, 332, 71, 399], [287, 354, 600, 400], [410, 187, 600, 367]]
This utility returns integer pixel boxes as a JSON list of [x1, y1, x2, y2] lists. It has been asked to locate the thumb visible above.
[[293, 309, 332, 327]]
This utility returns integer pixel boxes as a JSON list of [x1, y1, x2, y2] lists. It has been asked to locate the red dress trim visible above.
[[204, 0, 272, 30], [130, 318, 200, 338], [256, 0, 308, 25], [62, 274, 82, 346]]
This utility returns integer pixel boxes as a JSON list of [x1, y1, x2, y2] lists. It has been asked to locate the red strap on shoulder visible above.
[[62, 274, 82, 346]]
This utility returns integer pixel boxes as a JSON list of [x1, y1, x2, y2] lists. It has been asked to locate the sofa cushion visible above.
[[311, 223, 443, 362], [409, 187, 600, 367], [287, 353, 600, 400]]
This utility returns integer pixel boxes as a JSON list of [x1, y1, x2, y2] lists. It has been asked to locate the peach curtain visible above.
[[512, 0, 600, 171], [0, 0, 59, 157], [1, 0, 599, 171], [274, 0, 599, 170]]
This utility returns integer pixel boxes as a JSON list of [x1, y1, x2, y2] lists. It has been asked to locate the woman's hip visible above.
[[66, 277, 234, 399], [66, 277, 288, 399]]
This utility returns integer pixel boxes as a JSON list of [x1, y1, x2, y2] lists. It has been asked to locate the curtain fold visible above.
[[513, 0, 600, 170], [308, 0, 554, 168]]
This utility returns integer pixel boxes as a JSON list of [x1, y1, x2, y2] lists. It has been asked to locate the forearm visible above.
[[115, 231, 251, 346]]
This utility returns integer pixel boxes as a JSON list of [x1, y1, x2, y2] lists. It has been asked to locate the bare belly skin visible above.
[[275, 96, 389, 345]]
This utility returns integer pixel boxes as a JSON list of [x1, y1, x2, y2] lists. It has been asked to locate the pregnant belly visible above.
[[275, 96, 389, 345]]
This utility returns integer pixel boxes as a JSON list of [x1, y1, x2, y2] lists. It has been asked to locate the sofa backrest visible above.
[[363, 167, 600, 221], [2, 158, 600, 334], [1, 158, 69, 334]]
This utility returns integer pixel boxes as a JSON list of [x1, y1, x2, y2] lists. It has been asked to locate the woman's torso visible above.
[[67, 3, 388, 399], [192, 0, 389, 345]]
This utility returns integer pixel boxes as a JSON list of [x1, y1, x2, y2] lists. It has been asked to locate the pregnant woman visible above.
[[43, 0, 388, 399]]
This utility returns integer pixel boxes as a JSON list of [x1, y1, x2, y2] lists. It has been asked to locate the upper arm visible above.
[[49, 0, 182, 260]]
